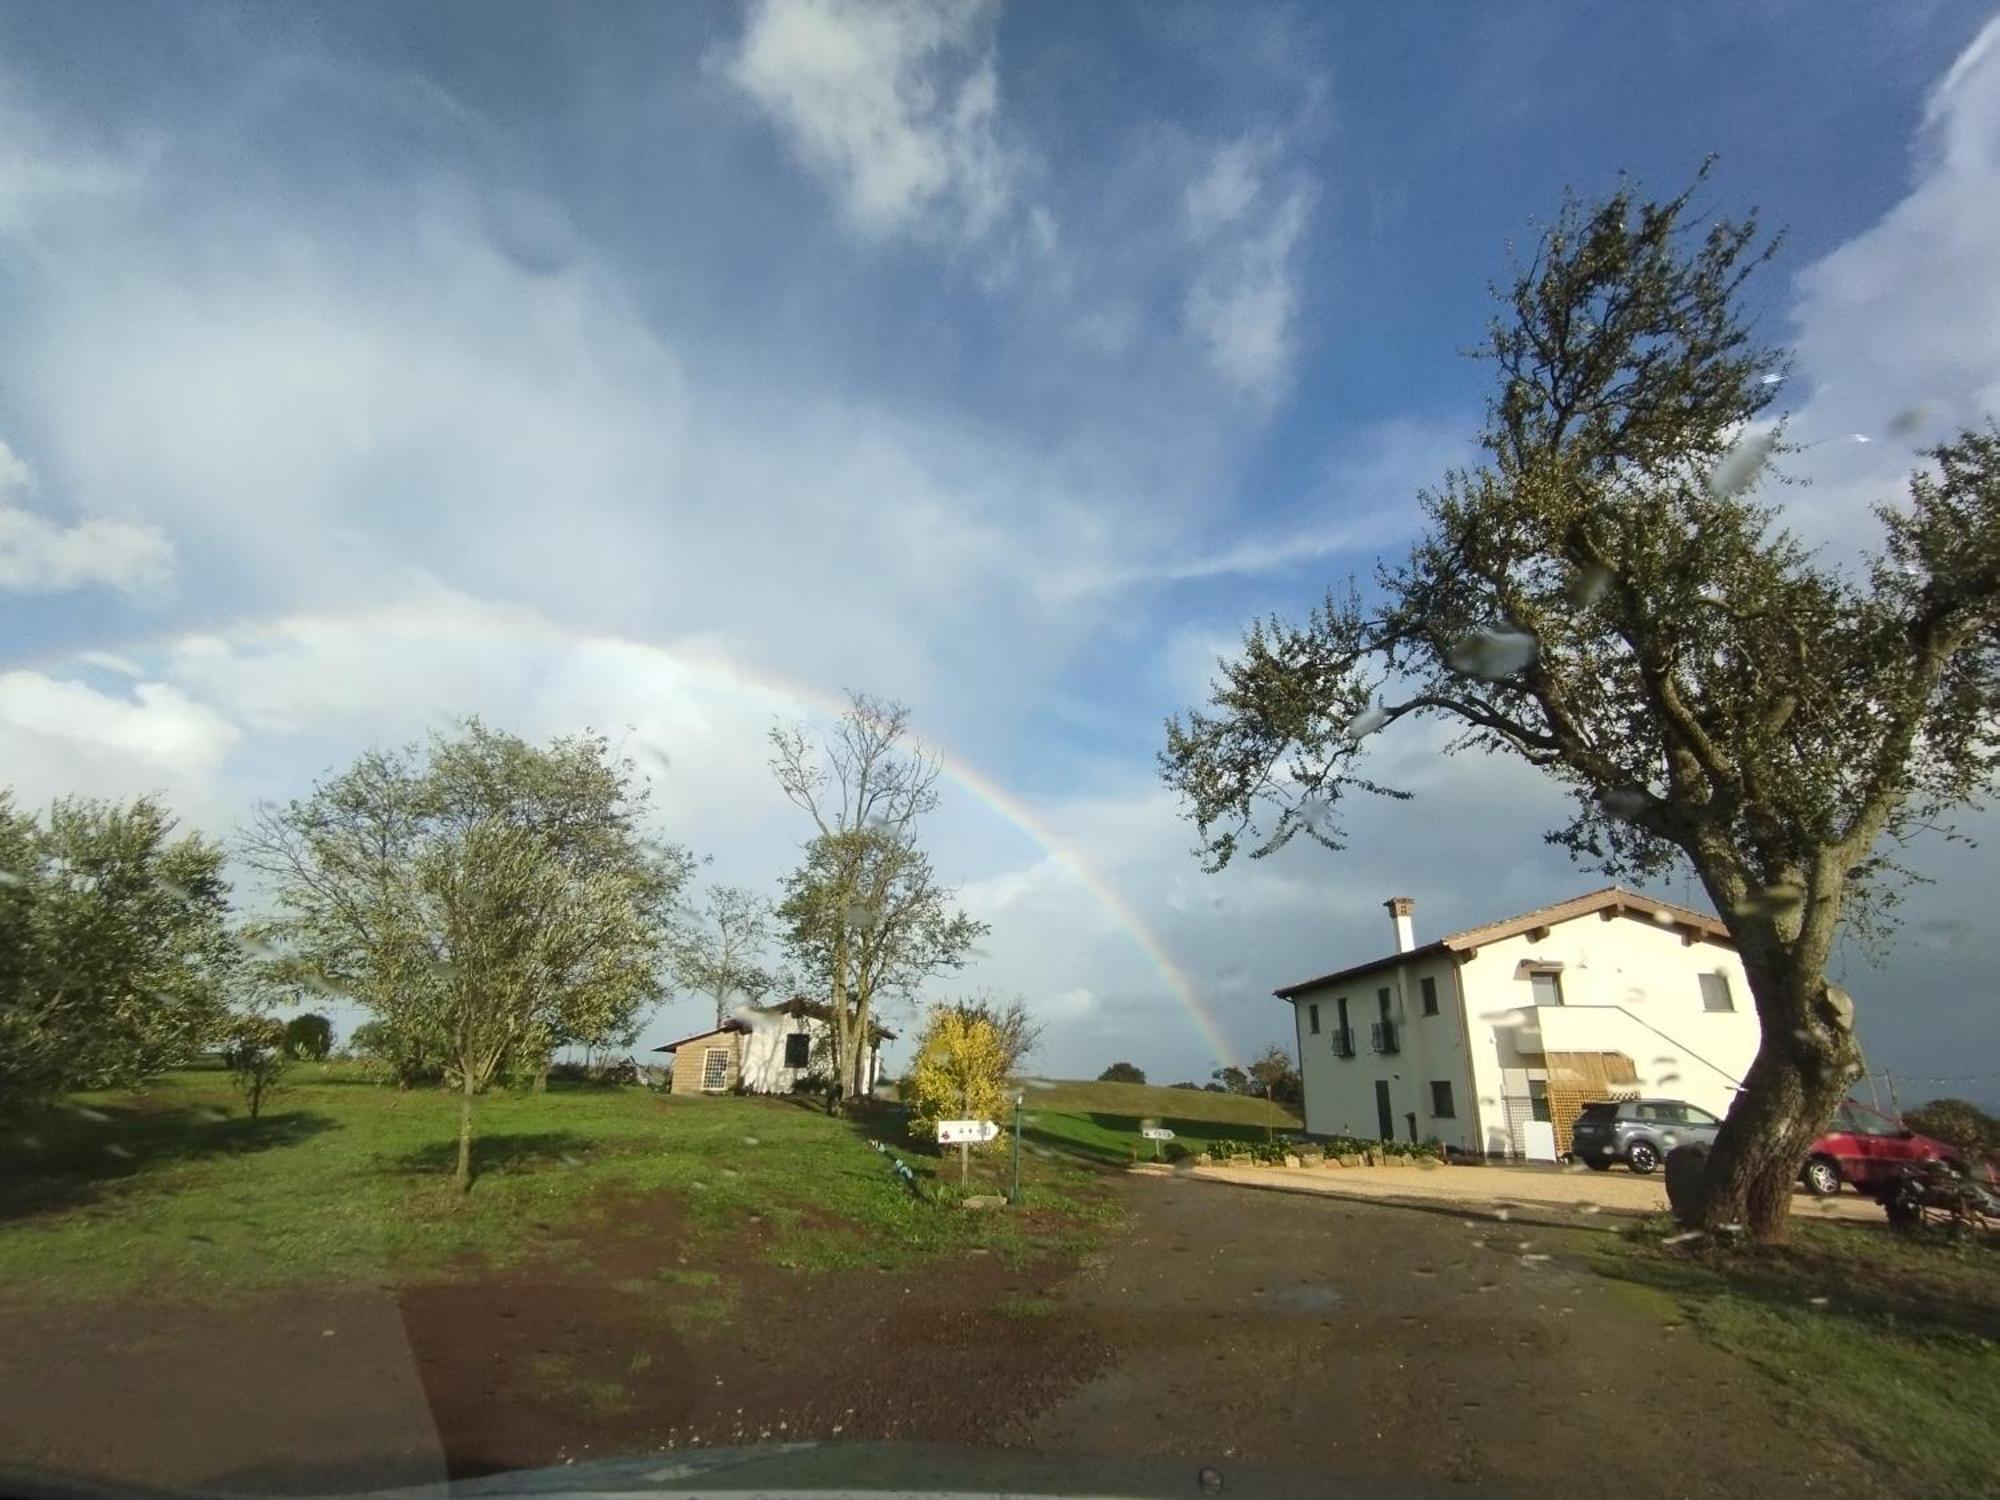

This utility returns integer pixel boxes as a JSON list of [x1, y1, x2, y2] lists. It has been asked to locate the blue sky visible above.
[[2, 2, 1997, 1102]]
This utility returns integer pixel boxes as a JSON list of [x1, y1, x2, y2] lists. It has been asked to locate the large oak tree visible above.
[[1161, 171, 2000, 1240]]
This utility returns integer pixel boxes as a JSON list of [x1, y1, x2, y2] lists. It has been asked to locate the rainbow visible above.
[[20, 605, 1241, 1069]]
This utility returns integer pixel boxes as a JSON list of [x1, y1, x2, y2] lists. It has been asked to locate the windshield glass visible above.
[[3, 5, 1997, 1499]]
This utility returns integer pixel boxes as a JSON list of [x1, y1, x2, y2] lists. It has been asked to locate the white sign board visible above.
[[1140, 1127, 1176, 1141], [937, 1119, 1000, 1145]]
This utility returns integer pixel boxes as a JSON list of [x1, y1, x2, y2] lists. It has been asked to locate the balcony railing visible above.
[[1370, 1019, 1401, 1055], [1329, 1027, 1356, 1059]]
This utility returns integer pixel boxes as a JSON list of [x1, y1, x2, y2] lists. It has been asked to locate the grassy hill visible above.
[[1010, 1077, 1300, 1165], [1014, 1078, 1297, 1126], [0, 1064, 1115, 1299]]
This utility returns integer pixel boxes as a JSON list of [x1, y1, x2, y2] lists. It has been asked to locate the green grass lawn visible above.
[[1008, 1076, 1300, 1165], [1588, 1217, 2000, 1498], [0, 1064, 1116, 1302]]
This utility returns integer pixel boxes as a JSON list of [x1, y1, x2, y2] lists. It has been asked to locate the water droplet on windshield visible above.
[[1344, 703, 1390, 741], [1706, 430, 1776, 498], [1567, 564, 1612, 608], [1886, 405, 1933, 439], [1446, 626, 1538, 681], [1597, 788, 1649, 821]]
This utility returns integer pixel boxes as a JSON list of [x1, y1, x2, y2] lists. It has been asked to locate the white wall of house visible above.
[[1289, 900, 1763, 1157], [734, 1007, 886, 1096], [1459, 913, 1761, 1154], [736, 1009, 822, 1093], [1291, 950, 1480, 1152]]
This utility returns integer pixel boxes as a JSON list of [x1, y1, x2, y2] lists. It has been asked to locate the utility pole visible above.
[[960, 1080, 971, 1189], [1010, 1091, 1024, 1205]]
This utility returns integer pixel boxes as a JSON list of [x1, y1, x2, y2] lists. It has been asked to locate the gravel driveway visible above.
[[1016, 1176, 1890, 1498], [1176, 1159, 1883, 1226]]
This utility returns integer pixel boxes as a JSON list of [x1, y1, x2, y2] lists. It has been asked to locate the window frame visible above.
[[1308, 1001, 1320, 1035], [1699, 972, 1735, 1013], [1429, 1080, 1456, 1118], [700, 1047, 730, 1092], [1527, 1078, 1552, 1123], [1419, 976, 1439, 1016], [783, 1032, 811, 1070], [1529, 971, 1564, 1007]]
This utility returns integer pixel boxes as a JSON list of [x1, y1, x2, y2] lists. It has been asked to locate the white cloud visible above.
[[0, 439, 174, 595], [1050, 414, 1467, 595], [723, 0, 1023, 245], [0, 672, 238, 815], [77, 651, 145, 678], [1184, 135, 1272, 235], [1182, 134, 1315, 400], [1780, 15, 2000, 542]]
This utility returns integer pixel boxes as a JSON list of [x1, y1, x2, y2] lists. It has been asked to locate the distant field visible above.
[[1013, 1077, 1299, 1126], [1010, 1077, 1300, 1165]]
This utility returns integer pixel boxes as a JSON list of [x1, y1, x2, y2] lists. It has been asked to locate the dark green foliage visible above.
[[283, 1012, 334, 1061], [1901, 1098, 1998, 1153], [1097, 1061, 1146, 1085], [223, 1015, 290, 1119], [0, 794, 237, 1107]]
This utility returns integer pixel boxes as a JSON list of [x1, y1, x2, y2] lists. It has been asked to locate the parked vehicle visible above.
[[1570, 1098, 1722, 1175], [1799, 1100, 1967, 1197]]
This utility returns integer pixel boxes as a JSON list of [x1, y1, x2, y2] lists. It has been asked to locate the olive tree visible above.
[[223, 1014, 290, 1120], [240, 719, 692, 1189], [1160, 171, 2000, 1241], [0, 794, 237, 1107]]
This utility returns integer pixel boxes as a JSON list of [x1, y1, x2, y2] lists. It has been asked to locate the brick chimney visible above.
[[1385, 896, 1416, 953]]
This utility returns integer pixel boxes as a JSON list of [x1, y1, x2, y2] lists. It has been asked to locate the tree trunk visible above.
[[846, 1008, 871, 1104], [1693, 954, 1861, 1241], [454, 1073, 476, 1195]]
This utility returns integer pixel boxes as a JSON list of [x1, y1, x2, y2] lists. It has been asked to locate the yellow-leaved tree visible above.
[[905, 1005, 1008, 1142]]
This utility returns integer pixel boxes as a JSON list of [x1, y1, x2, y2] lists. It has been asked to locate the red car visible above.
[[1800, 1099, 1966, 1197]]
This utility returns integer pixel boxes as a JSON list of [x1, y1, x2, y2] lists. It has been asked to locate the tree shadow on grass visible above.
[[393, 1131, 600, 1180], [1593, 1221, 2000, 1342], [0, 1106, 341, 1223]]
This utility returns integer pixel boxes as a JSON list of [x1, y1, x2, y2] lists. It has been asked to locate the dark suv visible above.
[[1570, 1098, 1723, 1174]]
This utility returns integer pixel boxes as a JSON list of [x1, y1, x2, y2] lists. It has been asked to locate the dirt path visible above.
[[0, 1178, 1893, 1497], [1014, 1177, 1889, 1499]]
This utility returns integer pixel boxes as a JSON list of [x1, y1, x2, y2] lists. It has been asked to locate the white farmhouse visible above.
[[1276, 887, 1762, 1160]]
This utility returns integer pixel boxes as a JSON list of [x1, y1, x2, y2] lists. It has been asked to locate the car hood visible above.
[[4, 1444, 1510, 1500]]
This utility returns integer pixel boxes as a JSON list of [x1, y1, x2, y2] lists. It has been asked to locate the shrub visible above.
[[907, 1007, 1008, 1140], [282, 1012, 334, 1061], [1097, 1061, 1146, 1085], [222, 1015, 290, 1120]]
